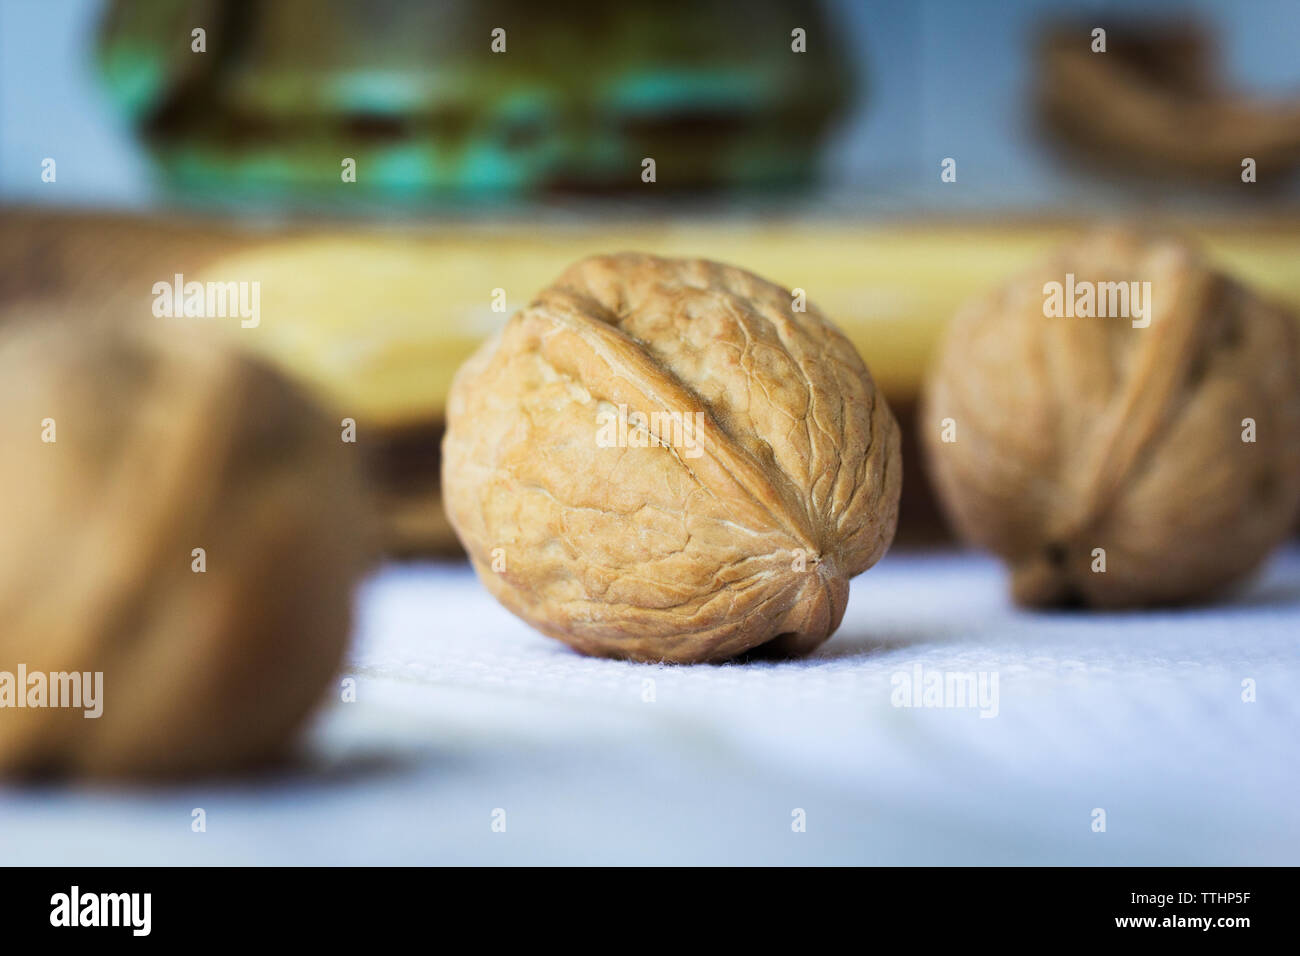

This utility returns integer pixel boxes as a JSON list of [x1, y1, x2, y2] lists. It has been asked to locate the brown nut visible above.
[[443, 253, 902, 663], [0, 320, 369, 778], [922, 230, 1300, 608]]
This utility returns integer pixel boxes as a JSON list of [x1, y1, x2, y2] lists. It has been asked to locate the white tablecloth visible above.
[[3, 546, 1298, 865]]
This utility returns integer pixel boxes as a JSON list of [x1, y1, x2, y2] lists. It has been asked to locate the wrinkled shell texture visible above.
[[0, 322, 368, 778], [443, 254, 901, 663], [923, 231, 1300, 608]]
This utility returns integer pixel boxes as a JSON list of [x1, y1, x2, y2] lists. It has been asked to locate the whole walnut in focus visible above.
[[443, 253, 901, 663], [923, 231, 1300, 607], [0, 321, 370, 778]]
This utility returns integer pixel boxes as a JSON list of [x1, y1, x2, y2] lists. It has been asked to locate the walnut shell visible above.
[[922, 231, 1300, 607], [443, 253, 901, 663], [0, 321, 370, 778]]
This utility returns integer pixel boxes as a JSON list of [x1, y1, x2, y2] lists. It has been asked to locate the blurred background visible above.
[[6, 0, 1300, 210], [5, 0, 1300, 554], [3, 0, 1300, 866]]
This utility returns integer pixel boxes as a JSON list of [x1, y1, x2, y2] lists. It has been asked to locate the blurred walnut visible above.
[[443, 253, 901, 663], [1037, 21, 1300, 181], [923, 231, 1300, 607], [0, 321, 370, 778]]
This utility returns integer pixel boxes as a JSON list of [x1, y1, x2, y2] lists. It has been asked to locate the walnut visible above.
[[0, 320, 370, 778], [442, 253, 901, 663], [922, 230, 1300, 607], [1037, 21, 1300, 181]]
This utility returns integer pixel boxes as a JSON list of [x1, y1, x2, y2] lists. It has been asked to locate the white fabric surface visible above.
[[3, 546, 1298, 866]]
